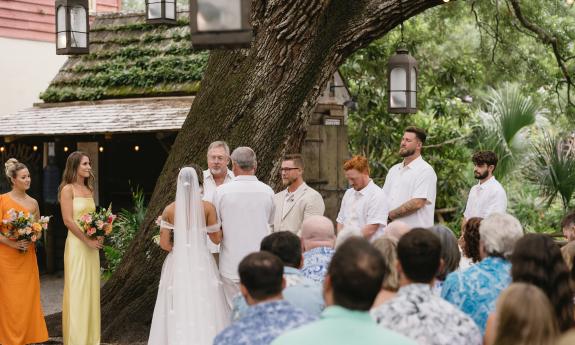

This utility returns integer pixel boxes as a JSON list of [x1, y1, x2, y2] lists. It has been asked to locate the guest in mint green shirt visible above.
[[272, 237, 416, 345]]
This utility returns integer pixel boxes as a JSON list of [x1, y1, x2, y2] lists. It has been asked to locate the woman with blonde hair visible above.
[[59, 151, 101, 345], [0, 158, 48, 345], [371, 236, 400, 308], [488, 283, 558, 345]]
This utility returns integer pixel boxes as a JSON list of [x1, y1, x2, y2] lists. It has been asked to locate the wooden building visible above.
[[0, 12, 351, 273]]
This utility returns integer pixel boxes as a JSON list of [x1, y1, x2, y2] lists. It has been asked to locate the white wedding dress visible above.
[[148, 167, 230, 345]]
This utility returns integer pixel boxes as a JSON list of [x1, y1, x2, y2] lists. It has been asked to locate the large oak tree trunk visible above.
[[98, 0, 446, 341]]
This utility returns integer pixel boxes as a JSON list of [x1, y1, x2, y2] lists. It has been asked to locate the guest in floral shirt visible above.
[[441, 213, 523, 334], [300, 215, 336, 284], [372, 228, 482, 345], [214, 252, 315, 345], [273, 237, 415, 345]]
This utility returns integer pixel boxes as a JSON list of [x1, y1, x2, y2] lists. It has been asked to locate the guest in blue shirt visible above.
[[232, 231, 324, 320], [214, 252, 315, 345], [301, 215, 336, 284], [442, 213, 523, 333]]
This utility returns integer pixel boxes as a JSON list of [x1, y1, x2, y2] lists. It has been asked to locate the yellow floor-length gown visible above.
[[62, 195, 100, 345], [0, 194, 49, 345]]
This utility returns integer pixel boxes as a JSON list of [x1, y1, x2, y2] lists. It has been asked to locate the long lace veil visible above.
[[169, 167, 229, 344]]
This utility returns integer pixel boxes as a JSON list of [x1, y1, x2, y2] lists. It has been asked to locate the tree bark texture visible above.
[[99, 0, 447, 341]]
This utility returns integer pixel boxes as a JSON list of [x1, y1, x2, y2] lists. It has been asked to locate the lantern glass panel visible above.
[[410, 67, 417, 107], [166, 0, 176, 19], [57, 6, 67, 48], [197, 0, 242, 31], [70, 5, 87, 48], [148, 1, 162, 19], [390, 67, 407, 108]]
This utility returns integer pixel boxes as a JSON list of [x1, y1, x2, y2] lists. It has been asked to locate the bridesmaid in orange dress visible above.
[[0, 158, 49, 345]]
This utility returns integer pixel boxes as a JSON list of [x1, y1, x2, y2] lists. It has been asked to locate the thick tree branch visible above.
[[508, 0, 574, 108]]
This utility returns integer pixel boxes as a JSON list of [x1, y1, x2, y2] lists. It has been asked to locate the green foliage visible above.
[[524, 132, 575, 210], [103, 186, 147, 278], [342, 0, 574, 229], [474, 83, 541, 179]]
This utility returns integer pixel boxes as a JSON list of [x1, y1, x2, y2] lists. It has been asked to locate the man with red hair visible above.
[[336, 155, 388, 241]]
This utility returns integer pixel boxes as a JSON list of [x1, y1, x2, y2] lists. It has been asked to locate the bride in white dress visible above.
[[148, 166, 230, 345]]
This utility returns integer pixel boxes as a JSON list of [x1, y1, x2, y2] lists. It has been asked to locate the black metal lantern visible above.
[[189, 0, 252, 49], [146, 0, 177, 24], [55, 0, 89, 55], [387, 47, 418, 114]]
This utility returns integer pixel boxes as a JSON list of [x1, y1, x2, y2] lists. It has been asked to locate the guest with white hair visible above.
[[300, 216, 336, 284], [213, 146, 275, 308], [385, 220, 411, 241], [441, 213, 524, 334]]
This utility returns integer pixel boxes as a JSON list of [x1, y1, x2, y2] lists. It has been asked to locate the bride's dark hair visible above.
[[183, 163, 203, 186]]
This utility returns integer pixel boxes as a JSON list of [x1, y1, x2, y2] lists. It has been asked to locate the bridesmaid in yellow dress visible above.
[[0, 158, 49, 345], [59, 151, 102, 345]]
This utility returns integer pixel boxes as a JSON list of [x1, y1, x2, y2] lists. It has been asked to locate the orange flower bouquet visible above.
[[1, 209, 50, 252]]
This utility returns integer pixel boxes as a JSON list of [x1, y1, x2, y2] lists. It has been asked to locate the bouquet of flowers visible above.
[[2, 209, 50, 252], [78, 204, 116, 239]]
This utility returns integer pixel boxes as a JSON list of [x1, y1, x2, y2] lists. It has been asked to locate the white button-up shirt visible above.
[[382, 156, 437, 228], [203, 169, 235, 203], [463, 176, 507, 219], [337, 180, 389, 239], [213, 175, 274, 280]]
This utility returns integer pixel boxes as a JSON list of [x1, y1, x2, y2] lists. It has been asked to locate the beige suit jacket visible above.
[[272, 183, 325, 235]]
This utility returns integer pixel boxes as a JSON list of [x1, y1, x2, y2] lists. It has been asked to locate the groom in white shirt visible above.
[[212, 146, 275, 307]]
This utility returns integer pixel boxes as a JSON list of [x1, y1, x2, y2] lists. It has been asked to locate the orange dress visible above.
[[0, 194, 48, 345]]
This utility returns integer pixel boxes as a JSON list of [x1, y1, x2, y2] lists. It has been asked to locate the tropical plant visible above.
[[474, 83, 541, 179], [524, 132, 575, 211], [103, 185, 147, 277]]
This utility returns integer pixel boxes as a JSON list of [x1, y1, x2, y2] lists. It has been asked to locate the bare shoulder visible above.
[[60, 184, 74, 195], [163, 202, 175, 218], [202, 200, 216, 214]]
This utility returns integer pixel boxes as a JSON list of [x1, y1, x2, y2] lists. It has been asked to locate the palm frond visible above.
[[524, 132, 575, 210]]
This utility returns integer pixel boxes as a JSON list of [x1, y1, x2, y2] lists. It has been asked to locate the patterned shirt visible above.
[[231, 267, 324, 321], [372, 283, 482, 345], [441, 257, 511, 334], [301, 247, 335, 284], [214, 300, 315, 345]]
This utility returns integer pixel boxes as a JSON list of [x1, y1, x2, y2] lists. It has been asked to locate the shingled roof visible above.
[[40, 11, 206, 103]]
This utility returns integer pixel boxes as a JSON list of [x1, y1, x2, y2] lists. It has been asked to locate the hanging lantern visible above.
[[55, 0, 89, 55], [387, 47, 418, 114], [189, 0, 252, 49], [146, 0, 177, 24]]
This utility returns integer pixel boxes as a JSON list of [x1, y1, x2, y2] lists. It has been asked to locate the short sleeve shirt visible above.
[[336, 180, 389, 234], [382, 156, 437, 228]]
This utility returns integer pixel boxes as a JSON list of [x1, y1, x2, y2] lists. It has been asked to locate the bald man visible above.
[[385, 221, 411, 242], [300, 216, 336, 284]]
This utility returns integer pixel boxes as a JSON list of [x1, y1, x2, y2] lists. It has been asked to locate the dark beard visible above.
[[400, 148, 415, 158], [474, 171, 489, 180]]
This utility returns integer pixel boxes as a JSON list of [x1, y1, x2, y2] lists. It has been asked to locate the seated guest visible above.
[[459, 217, 483, 269], [561, 241, 575, 289], [372, 228, 482, 345], [300, 216, 336, 284], [385, 220, 411, 241], [485, 283, 558, 345], [371, 236, 400, 307], [441, 213, 523, 334], [428, 225, 461, 294], [510, 233, 574, 332], [562, 211, 575, 243], [233, 232, 324, 320], [214, 252, 315, 345], [272, 237, 416, 345]]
